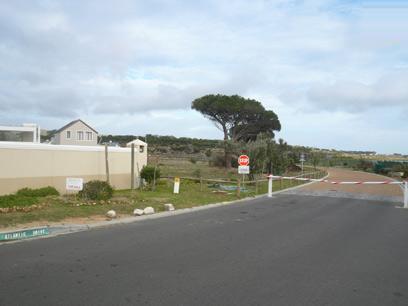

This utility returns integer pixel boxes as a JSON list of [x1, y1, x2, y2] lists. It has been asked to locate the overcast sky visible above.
[[0, 0, 407, 154]]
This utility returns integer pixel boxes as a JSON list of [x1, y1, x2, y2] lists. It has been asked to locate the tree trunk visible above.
[[223, 126, 231, 168], [225, 148, 232, 168]]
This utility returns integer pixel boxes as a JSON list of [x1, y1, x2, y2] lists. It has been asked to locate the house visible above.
[[52, 119, 98, 146], [0, 123, 41, 143]]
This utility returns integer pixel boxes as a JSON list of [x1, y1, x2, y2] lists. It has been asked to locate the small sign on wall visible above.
[[66, 178, 84, 191], [173, 177, 180, 194]]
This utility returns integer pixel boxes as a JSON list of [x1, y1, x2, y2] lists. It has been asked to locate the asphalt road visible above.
[[1, 194, 408, 306]]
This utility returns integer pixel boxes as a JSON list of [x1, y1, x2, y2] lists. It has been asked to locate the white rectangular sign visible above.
[[66, 178, 84, 191], [238, 166, 250, 174]]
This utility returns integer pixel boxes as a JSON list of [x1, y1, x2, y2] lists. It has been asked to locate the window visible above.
[[77, 131, 84, 140], [139, 145, 144, 153], [86, 132, 93, 141], [66, 131, 71, 139]]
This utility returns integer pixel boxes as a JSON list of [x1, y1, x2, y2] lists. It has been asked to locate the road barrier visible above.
[[267, 175, 408, 208]]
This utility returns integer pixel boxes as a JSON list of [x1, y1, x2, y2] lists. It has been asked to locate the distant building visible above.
[[102, 140, 121, 147], [0, 123, 41, 143], [52, 119, 98, 146]]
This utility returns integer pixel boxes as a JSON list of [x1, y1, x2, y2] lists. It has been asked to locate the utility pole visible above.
[[131, 143, 135, 190], [105, 144, 110, 184]]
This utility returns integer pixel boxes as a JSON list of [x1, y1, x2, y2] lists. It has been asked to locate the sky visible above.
[[0, 0, 407, 154]]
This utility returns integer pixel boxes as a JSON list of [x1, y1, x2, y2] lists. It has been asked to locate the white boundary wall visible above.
[[0, 142, 147, 195]]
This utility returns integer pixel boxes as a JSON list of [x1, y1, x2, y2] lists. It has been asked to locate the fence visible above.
[[162, 170, 327, 197], [0, 142, 147, 195]]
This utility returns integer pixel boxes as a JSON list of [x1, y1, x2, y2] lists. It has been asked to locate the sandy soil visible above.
[[1, 215, 117, 231], [301, 168, 403, 197]]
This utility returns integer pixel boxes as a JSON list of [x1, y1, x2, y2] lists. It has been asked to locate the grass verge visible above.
[[0, 176, 317, 229]]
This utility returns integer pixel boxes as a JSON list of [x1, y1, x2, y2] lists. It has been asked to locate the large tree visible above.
[[191, 94, 281, 167]]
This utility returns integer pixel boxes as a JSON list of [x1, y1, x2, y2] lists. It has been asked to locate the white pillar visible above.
[[37, 125, 41, 143], [268, 175, 273, 198], [404, 181, 408, 209]]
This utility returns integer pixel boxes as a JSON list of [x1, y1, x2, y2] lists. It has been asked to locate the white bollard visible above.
[[404, 181, 408, 209], [268, 175, 273, 198]]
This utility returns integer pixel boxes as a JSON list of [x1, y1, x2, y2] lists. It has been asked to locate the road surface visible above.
[[1, 193, 408, 305], [286, 168, 404, 203], [301, 168, 403, 196]]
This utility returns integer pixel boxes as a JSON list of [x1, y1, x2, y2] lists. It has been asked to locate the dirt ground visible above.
[[1, 215, 112, 232], [301, 168, 403, 197]]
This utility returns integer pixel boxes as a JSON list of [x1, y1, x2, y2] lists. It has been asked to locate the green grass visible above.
[[0, 160, 327, 228], [157, 159, 240, 180]]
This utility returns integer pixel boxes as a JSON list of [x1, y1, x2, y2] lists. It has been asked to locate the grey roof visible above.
[[55, 119, 98, 134]]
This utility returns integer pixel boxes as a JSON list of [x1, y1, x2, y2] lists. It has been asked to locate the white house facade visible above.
[[52, 119, 98, 146]]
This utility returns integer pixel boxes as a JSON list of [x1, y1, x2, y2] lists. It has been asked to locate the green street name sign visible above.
[[0, 227, 49, 241]]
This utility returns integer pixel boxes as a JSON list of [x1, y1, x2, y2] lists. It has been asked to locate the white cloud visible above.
[[0, 0, 407, 153], [306, 72, 408, 112]]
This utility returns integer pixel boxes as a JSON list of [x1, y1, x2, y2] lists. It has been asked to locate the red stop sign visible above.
[[238, 155, 249, 166]]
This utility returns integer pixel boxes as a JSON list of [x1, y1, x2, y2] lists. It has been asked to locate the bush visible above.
[[140, 165, 161, 184], [210, 153, 225, 167], [0, 194, 38, 208], [189, 157, 197, 164], [78, 180, 113, 200], [16, 186, 59, 197], [193, 169, 202, 178]]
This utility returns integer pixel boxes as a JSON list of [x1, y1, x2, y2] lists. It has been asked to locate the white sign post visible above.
[[66, 178, 83, 191], [268, 175, 273, 198], [300, 153, 305, 174], [173, 177, 180, 194], [404, 181, 408, 209], [238, 155, 250, 187]]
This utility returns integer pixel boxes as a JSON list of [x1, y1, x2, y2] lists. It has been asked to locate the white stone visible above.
[[106, 210, 116, 218], [164, 203, 175, 211], [133, 208, 144, 216], [143, 207, 155, 215]]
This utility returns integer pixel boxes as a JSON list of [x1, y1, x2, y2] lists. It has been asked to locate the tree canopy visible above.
[[191, 94, 281, 142]]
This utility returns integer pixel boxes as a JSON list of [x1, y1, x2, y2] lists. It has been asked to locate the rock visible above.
[[133, 208, 144, 216], [106, 210, 116, 218], [143, 207, 155, 215], [164, 203, 175, 211]]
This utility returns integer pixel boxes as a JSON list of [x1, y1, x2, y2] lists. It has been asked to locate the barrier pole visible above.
[[268, 175, 273, 198], [404, 181, 408, 209]]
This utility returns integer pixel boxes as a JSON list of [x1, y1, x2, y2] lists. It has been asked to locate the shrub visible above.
[[78, 180, 113, 200], [189, 157, 197, 164], [16, 186, 59, 197], [193, 168, 202, 178], [0, 194, 38, 208], [210, 153, 225, 167], [140, 165, 161, 184]]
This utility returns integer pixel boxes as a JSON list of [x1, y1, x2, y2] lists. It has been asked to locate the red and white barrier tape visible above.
[[267, 175, 404, 185]]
